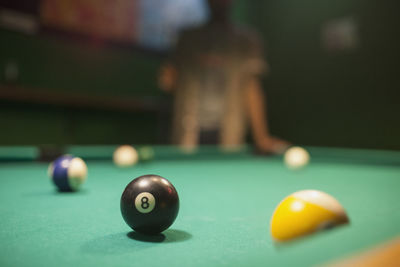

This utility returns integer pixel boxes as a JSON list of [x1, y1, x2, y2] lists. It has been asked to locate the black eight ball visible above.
[[120, 174, 179, 235]]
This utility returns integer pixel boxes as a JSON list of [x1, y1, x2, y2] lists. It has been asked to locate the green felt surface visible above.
[[66, 145, 252, 160], [0, 146, 38, 160], [0, 147, 400, 267]]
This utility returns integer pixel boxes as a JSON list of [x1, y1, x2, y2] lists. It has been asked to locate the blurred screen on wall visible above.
[[39, 0, 208, 51]]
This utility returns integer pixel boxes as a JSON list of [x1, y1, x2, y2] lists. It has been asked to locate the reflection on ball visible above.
[[284, 146, 310, 169], [270, 190, 349, 242], [113, 145, 138, 167]]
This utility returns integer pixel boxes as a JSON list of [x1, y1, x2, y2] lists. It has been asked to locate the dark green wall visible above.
[[1, 0, 399, 149], [0, 30, 161, 96], [247, 0, 400, 149], [1, 30, 163, 145]]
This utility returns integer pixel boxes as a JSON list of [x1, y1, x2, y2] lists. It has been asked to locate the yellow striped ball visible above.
[[270, 190, 349, 242]]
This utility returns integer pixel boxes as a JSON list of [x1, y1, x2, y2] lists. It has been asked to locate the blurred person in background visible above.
[[159, 0, 289, 154]]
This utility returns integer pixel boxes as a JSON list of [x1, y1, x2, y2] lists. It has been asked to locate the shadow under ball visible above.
[[121, 175, 179, 235]]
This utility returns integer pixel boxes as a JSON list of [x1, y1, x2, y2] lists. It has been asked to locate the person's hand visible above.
[[158, 64, 177, 93], [256, 136, 290, 155]]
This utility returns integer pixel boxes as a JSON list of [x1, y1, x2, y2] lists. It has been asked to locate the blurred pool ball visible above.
[[48, 155, 87, 192], [138, 146, 155, 162], [284, 146, 310, 169], [121, 175, 179, 235], [270, 190, 349, 242], [113, 145, 138, 167]]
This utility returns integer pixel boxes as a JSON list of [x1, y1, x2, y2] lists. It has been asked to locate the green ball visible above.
[[139, 146, 155, 162]]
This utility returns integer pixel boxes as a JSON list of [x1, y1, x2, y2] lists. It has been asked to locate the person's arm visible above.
[[158, 63, 178, 93], [245, 77, 290, 154]]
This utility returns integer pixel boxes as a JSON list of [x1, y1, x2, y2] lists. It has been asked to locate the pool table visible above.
[[0, 145, 399, 267]]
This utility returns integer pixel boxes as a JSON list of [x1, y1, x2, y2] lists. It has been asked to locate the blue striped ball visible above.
[[48, 155, 87, 192]]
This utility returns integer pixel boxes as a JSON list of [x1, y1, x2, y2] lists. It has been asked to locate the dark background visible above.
[[1, 0, 399, 149]]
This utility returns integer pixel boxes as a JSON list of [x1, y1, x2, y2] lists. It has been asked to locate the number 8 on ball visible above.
[[135, 192, 155, 213]]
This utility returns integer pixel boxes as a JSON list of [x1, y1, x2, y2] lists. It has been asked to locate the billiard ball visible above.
[[48, 155, 87, 192], [138, 146, 155, 162], [284, 146, 310, 169], [120, 175, 179, 235], [270, 190, 349, 242], [113, 145, 138, 167]]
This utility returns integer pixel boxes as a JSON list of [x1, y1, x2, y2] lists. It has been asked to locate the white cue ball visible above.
[[284, 146, 310, 170], [113, 145, 138, 167]]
